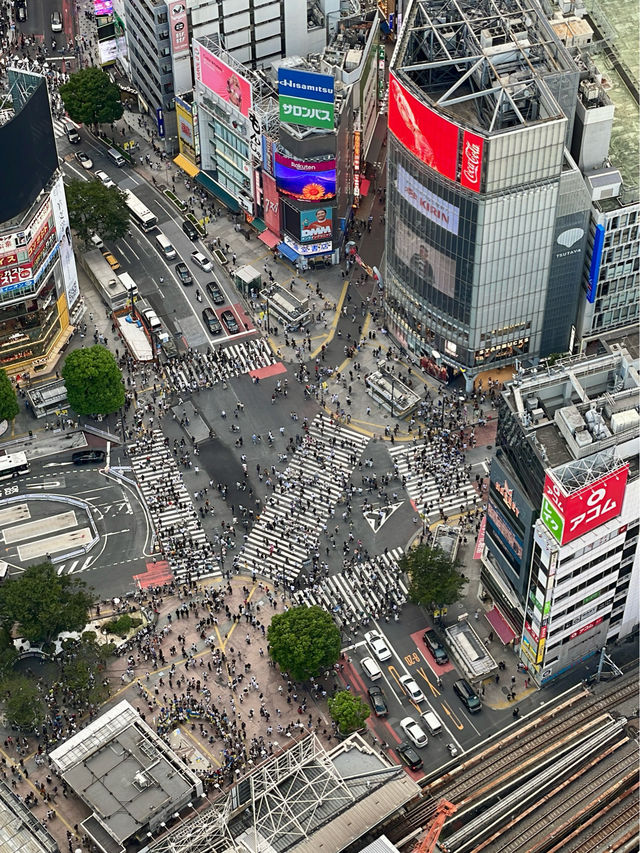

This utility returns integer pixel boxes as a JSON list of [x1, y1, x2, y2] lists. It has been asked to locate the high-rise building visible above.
[[385, 0, 592, 391]]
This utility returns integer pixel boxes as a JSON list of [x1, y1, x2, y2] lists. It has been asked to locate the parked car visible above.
[[202, 307, 222, 335], [102, 252, 120, 270], [75, 150, 93, 169], [364, 630, 392, 662], [399, 674, 425, 704], [396, 742, 423, 771], [206, 281, 225, 304], [95, 169, 115, 188], [400, 717, 428, 748], [182, 219, 199, 240], [454, 678, 482, 713], [221, 310, 239, 334], [191, 250, 212, 272], [72, 450, 106, 465], [63, 120, 80, 144], [175, 262, 193, 285], [367, 685, 388, 717], [51, 10, 63, 31], [423, 629, 449, 665]]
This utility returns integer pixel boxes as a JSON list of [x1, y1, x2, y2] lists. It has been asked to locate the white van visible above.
[[106, 147, 126, 167], [90, 233, 104, 249], [155, 232, 177, 260], [361, 656, 382, 681], [421, 709, 443, 736]]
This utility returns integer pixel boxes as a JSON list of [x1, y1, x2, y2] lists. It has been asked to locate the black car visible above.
[[175, 262, 193, 285], [182, 219, 199, 240], [367, 685, 388, 717], [72, 449, 106, 465], [202, 307, 222, 335], [423, 629, 449, 665], [396, 742, 423, 771], [206, 281, 225, 304], [221, 309, 239, 334]]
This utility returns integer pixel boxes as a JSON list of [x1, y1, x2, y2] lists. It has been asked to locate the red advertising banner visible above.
[[262, 172, 280, 237], [569, 616, 603, 640], [274, 153, 336, 172], [388, 73, 458, 180], [473, 516, 486, 560], [460, 129, 484, 192]]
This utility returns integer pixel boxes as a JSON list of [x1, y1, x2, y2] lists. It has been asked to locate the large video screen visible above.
[[0, 79, 58, 224], [274, 155, 336, 201]]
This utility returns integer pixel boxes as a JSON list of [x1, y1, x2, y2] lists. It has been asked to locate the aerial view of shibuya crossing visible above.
[[0, 0, 637, 851]]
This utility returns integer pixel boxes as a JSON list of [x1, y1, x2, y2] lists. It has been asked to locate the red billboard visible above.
[[460, 130, 484, 192], [262, 172, 280, 237], [388, 73, 458, 181], [541, 464, 629, 546], [168, 1, 189, 58]]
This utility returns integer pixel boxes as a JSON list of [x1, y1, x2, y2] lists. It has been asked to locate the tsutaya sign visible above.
[[278, 68, 335, 130]]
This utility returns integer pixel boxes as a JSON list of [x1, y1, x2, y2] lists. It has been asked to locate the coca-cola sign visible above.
[[460, 130, 484, 193]]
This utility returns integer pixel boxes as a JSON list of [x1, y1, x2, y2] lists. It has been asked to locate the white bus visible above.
[[124, 189, 158, 232], [0, 451, 30, 480]]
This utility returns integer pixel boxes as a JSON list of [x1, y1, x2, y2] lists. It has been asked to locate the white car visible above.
[[75, 151, 93, 169], [400, 717, 428, 748], [51, 10, 63, 31], [400, 674, 425, 703], [191, 250, 212, 272], [364, 630, 392, 662], [95, 170, 115, 188]]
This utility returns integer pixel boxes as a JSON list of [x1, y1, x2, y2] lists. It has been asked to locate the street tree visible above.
[[0, 561, 95, 645], [58, 634, 114, 707], [62, 345, 125, 416], [328, 689, 370, 735], [267, 605, 341, 682], [400, 544, 466, 612], [59, 67, 124, 127], [2, 676, 46, 731], [0, 368, 19, 423], [65, 179, 129, 245]]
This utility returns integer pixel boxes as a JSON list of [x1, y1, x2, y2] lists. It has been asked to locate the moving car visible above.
[[396, 742, 423, 771], [421, 710, 443, 736], [16, 1, 27, 23], [175, 262, 193, 285], [72, 450, 106, 465], [202, 307, 222, 335], [95, 170, 115, 188], [182, 219, 199, 240], [75, 151, 93, 169], [399, 674, 425, 703], [51, 10, 63, 31], [102, 252, 120, 270], [364, 630, 392, 662], [221, 310, 239, 334], [400, 717, 428, 748], [423, 629, 449, 665], [206, 281, 225, 304], [367, 685, 388, 717], [63, 120, 80, 144], [191, 250, 212, 272], [454, 679, 482, 713], [361, 657, 382, 681]]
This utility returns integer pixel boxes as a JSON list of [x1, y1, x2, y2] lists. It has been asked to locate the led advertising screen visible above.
[[300, 207, 333, 242], [388, 73, 458, 181], [394, 219, 456, 298], [94, 0, 113, 14], [194, 42, 252, 118], [274, 154, 336, 201]]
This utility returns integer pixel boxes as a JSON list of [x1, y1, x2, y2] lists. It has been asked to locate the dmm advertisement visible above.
[[300, 207, 333, 243]]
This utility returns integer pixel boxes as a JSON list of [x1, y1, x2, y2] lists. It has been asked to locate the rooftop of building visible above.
[[391, 0, 576, 134], [0, 781, 58, 853]]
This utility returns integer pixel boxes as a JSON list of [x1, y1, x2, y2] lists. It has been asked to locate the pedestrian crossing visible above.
[[232, 415, 370, 583], [52, 118, 68, 139], [388, 441, 480, 521], [163, 339, 277, 393], [293, 549, 408, 633], [129, 431, 221, 584], [55, 555, 95, 576]]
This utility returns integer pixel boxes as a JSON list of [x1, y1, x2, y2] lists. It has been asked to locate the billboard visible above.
[[460, 130, 484, 193], [50, 175, 79, 310], [541, 465, 629, 546], [274, 154, 335, 201], [394, 219, 456, 298], [300, 207, 333, 243], [278, 68, 335, 130], [388, 74, 458, 180], [587, 223, 605, 303], [98, 38, 118, 65], [193, 42, 252, 118], [397, 165, 459, 235], [94, 0, 113, 13], [262, 172, 280, 236], [167, 1, 189, 57]]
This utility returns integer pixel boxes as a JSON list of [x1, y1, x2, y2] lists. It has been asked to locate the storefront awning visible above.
[[195, 172, 241, 214], [173, 154, 199, 178], [360, 178, 371, 196], [260, 230, 280, 249], [249, 217, 267, 233], [485, 605, 517, 645], [277, 242, 298, 264]]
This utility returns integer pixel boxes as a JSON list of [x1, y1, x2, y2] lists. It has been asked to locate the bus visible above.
[[124, 190, 158, 232], [0, 451, 30, 480]]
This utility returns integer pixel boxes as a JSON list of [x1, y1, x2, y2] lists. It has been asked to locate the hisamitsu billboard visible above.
[[278, 68, 335, 130]]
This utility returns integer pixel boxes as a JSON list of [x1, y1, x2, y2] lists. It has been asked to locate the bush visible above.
[[164, 189, 187, 212], [102, 613, 141, 637]]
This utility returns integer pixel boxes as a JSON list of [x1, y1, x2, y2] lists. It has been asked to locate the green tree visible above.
[[0, 625, 18, 680], [59, 67, 124, 127], [62, 345, 125, 416], [267, 605, 341, 681], [58, 636, 113, 707], [2, 676, 46, 731], [400, 545, 466, 611], [0, 369, 19, 422], [0, 561, 95, 645], [328, 689, 370, 735], [65, 179, 129, 245]]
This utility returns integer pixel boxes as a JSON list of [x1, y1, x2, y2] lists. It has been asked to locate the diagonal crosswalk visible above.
[[163, 339, 276, 393]]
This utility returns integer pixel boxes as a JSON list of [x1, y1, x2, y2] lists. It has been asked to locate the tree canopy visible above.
[[0, 561, 95, 645], [0, 369, 19, 422], [59, 67, 124, 126], [267, 605, 341, 682], [400, 544, 467, 610], [2, 676, 46, 731], [65, 179, 129, 245], [62, 345, 125, 416], [328, 690, 370, 735]]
